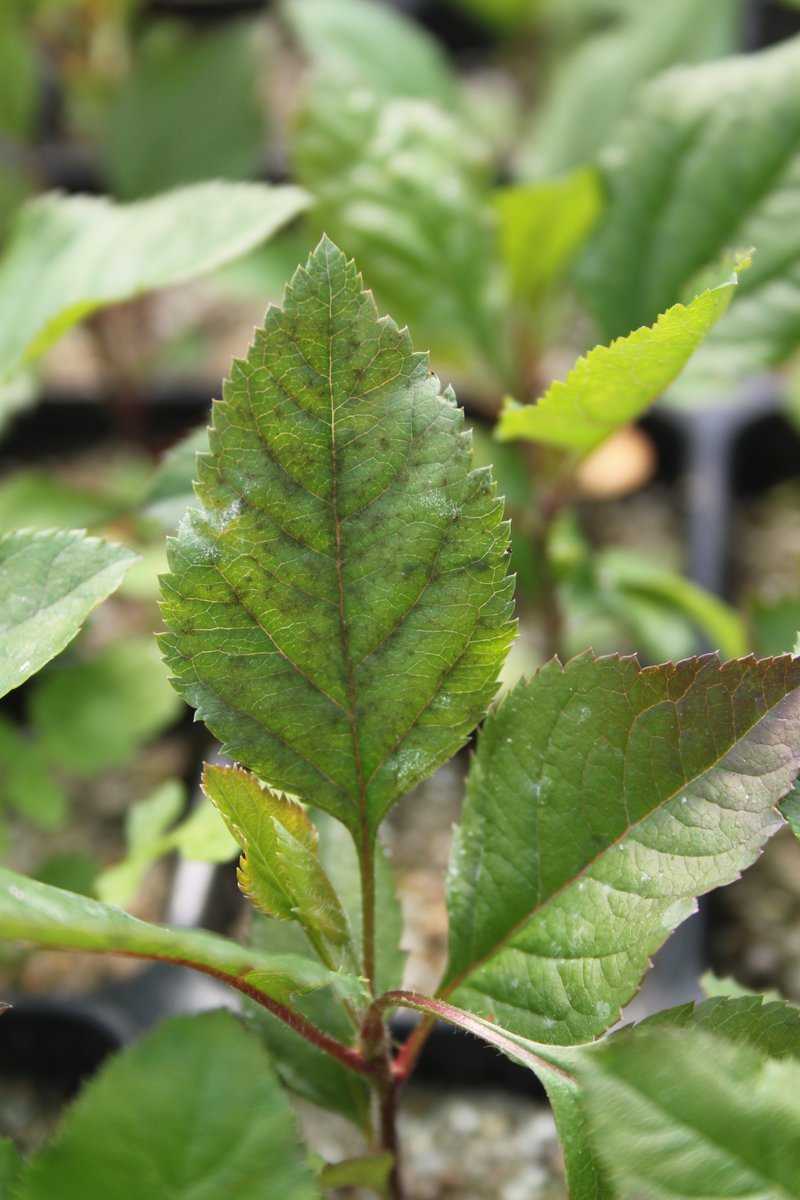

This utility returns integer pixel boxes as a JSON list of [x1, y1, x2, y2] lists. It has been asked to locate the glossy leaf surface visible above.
[[161, 238, 514, 837], [444, 652, 800, 1043]]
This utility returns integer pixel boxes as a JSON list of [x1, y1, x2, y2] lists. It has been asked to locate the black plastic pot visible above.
[[0, 1000, 125, 1146]]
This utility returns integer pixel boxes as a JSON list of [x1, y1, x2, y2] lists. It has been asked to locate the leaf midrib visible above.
[[325, 251, 368, 840], [442, 677, 791, 998]]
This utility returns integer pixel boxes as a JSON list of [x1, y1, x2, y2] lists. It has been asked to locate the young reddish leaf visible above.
[[202, 763, 354, 969]]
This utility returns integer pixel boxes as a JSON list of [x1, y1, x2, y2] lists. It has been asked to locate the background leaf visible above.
[[143, 425, 208, 531], [161, 237, 514, 837], [578, 34, 800, 394], [497, 272, 738, 453], [0, 716, 67, 831], [30, 636, 182, 776], [293, 81, 510, 384], [524, 0, 740, 177], [105, 20, 265, 200], [443, 652, 800, 1043], [287, 0, 458, 105], [594, 549, 747, 658], [495, 168, 602, 308], [0, 182, 309, 381], [16, 1012, 321, 1200], [0, 529, 136, 699]]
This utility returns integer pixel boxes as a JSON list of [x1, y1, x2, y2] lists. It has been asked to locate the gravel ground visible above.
[[299, 1088, 566, 1200]]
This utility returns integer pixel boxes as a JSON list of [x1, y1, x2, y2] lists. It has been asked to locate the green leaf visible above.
[[495, 169, 602, 308], [0, 1138, 21, 1198], [105, 20, 265, 200], [31, 636, 182, 776], [637, 993, 800, 1053], [287, 0, 458, 105], [15, 1012, 321, 1200], [293, 82, 509, 383], [160, 237, 514, 838], [0, 182, 309, 381], [443, 652, 800, 1044], [245, 810, 404, 1127], [700, 971, 785, 1002], [0, 3, 37, 140], [94, 779, 186, 906], [0, 715, 67, 830], [0, 865, 356, 1009], [168, 795, 240, 863], [751, 595, 800, 656], [33, 853, 98, 898], [0, 472, 118, 535], [202, 764, 353, 969], [525, 0, 740, 177], [449, 0, 540, 28], [143, 425, 208, 531], [497, 271, 739, 454], [581, 1024, 800, 1198], [318, 1153, 393, 1194], [96, 779, 238, 907], [595, 548, 748, 658], [0, 529, 136, 699], [578, 35, 800, 393]]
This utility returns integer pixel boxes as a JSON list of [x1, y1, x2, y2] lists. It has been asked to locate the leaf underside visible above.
[[444, 651, 800, 1044], [582, 1022, 800, 1198], [160, 237, 514, 837], [0, 866, 352, 1008]]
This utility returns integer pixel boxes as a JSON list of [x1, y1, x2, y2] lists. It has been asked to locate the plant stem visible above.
[[393, 1011, 437, 1083], [378, 1073, 404, 1200], [110, 949, 374, 1079], [360, 1005, 404, 1197], [379, 992, 577, 1085], [360, 830, 377, 994]]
